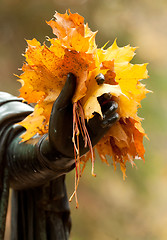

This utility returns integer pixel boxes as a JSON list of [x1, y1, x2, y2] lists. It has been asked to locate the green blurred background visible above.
[[1, 0, 167, 239]]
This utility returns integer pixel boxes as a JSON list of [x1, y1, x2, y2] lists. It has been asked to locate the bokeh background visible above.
[[1, 0, 167, 239]]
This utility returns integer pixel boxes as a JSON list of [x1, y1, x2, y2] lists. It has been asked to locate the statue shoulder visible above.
[[0, 92, 24, 105], [0, 92, 33, 124]]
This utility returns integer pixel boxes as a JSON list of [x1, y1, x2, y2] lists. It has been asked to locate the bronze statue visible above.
[[0, 73, 118, 240]]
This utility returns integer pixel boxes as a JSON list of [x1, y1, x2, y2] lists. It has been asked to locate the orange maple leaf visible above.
[[18, 10, 150, 182]]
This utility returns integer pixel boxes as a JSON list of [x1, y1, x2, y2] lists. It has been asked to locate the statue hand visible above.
[[49, 73, 119, 158]]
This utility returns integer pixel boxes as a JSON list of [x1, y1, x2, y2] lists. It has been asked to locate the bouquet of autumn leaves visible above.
[[18, 10, 149, 180]]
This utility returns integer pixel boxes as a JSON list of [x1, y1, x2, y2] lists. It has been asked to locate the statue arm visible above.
[[2, 73, 118, 190], [7, 131, 75, 190]]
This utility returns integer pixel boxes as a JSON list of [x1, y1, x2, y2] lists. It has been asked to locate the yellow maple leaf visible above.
[[18, 10, 149, 180]]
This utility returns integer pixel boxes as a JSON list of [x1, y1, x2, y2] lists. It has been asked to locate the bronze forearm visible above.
[[7, 131, 75, 190]]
